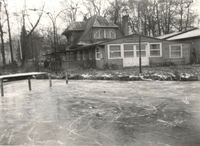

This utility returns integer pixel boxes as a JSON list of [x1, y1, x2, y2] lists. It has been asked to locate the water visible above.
[[0, 80, 200, 146]]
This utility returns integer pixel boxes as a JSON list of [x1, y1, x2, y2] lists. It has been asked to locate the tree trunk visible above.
[[3, 0, 14, 63], [0, 24, 5, 66]]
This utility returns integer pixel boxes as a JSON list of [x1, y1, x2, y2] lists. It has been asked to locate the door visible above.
[[123, 43, 149, 67]]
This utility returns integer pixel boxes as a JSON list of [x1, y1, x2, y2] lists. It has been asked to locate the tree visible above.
[[20, 4, 44, 63], [2, 0, 14, 63], [82, 0, 108, 17], [0, 1, 5, 66], [61, 0, 79, 23]]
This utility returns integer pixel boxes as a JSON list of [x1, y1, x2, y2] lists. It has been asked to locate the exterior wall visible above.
[[150, 41, 190, 65], [91, 28, 122, 43], [172, 38, 200, 63], [99, 35, 191, 68]]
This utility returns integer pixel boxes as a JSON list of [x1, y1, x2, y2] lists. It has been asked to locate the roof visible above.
[[168, 28, 200, 40], [91, 15, 118, 28], [157, 28, 199, 40], [66, 22, 86, 31], [62, 15, 119, 42], [157, 32, 182, 40], [100, 33, 165, 45]]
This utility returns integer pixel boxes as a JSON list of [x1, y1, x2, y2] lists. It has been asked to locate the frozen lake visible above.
[[1, 80, 200, 146]]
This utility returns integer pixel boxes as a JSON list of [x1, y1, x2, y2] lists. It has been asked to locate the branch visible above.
[[27, 4, 45, 37]]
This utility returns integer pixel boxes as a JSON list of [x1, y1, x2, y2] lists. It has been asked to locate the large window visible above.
[[109, 45, 121, 59], [150, 43, 162, 57], [170, 44, 182, 58], [136, 44, 147, 57], [124, 44, 134, 58]]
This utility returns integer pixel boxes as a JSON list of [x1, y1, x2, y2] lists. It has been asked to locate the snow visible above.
[[0, 72, 47, 79]]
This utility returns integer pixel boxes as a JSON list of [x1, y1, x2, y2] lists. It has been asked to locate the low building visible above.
[[59, 15, 191, 70], [158, 28, 200, 64]]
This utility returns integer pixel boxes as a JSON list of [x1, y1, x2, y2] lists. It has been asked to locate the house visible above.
[[60, 15, 191, 70], [157, 28, 200, 64]]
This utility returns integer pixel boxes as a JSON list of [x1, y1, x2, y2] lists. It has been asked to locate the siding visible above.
[[101, 35, 191, 68]]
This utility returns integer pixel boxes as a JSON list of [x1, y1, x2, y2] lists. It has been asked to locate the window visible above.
[[110, 31, 116, 39], [170, 44, 182, 58], [96, 48, 102, 60], [106, 30, 116, 39], [136, 44, 147, 57], [124, 44, 134, 58], [94, 30, 101, 39], [150, 43, 162, 57], [109, 45, 121, 59]]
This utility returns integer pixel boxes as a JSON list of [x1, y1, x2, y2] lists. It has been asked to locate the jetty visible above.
[[0, 72, 50, 96]]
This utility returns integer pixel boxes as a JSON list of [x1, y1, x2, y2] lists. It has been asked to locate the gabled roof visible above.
[[62, 15, 119, 44]]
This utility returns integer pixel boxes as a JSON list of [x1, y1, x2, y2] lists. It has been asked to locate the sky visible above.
[[3, 0, 200, 37]]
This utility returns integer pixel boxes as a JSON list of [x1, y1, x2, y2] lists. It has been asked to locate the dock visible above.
[[0, 72, 51, 97]]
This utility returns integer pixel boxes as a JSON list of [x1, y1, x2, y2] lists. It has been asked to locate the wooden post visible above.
[[48, 73, 52, 87], [28, 78, 31, 91], [65, 72, 68, 84], [0, 79, 4, 97]]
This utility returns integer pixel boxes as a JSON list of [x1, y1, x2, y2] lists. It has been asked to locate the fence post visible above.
[[48, 73, 52, 87], [0, 79, 4, 97], [28, 77, 31, 91], [65, 72, 68, 84]]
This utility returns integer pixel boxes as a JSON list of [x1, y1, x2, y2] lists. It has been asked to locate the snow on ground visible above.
[[0, 80, 200, 146]]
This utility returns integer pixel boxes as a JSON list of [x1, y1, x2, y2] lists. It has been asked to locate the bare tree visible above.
[[82, 0, 107, 17], [61, 0, 79, 23], [0, 1, 5, 66], [20, 4, 44, 62], [2, 0, 14, 63]]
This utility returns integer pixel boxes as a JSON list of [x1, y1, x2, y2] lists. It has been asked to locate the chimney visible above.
[[122, 15, 129, 36]]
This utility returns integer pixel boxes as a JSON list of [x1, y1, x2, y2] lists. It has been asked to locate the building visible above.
[[158, 28, 200, 64], [60, 15, 191, 70]]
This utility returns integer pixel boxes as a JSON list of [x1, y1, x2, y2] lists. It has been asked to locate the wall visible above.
[[174, 38, 200, 63], [100, 35, 191, 68], [150, 41, 190, 65]]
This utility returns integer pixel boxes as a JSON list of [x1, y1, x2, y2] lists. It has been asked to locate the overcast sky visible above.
[[4, 0, 200, 36]]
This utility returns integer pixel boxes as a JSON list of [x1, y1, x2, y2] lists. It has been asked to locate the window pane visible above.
[[109, 45, 121, 58], [171, 46, 181, 51], [110, 45, 120, 51], [124, 44, 134, 58], [110, 52, 121, 58], [171, 45, 181, 58], [150, 50, 160, 56], [124, 52, 134, 57], [124, 44, 133, 51], [150, 44, 160, 50]]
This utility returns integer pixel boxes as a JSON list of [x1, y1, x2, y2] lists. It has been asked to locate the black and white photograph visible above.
[[1, 0, 200, 145]]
